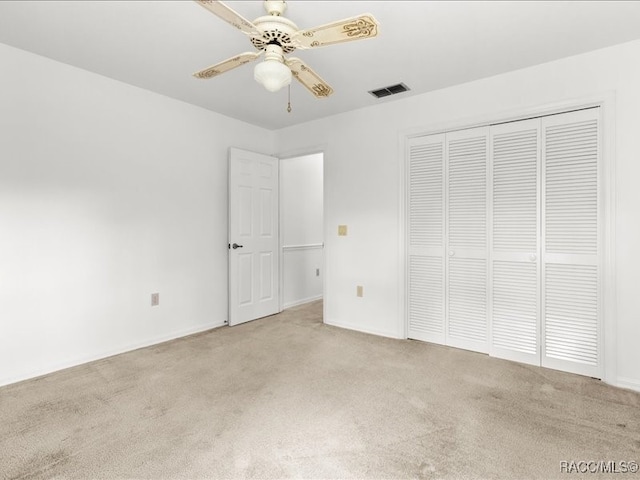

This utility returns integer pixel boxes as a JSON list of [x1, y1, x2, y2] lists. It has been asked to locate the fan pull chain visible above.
[[287, 84, 292, 113]]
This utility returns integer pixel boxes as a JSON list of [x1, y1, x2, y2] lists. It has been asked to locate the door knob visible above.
[[232, 243, 244, 249], [449, 251, 455, 256], [529, 254, 537, 261]]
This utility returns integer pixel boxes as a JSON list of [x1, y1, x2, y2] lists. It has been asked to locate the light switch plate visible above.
[[338, 225, 348, 236], [357, 285, 363, 297], [151, 293, 159, 306]]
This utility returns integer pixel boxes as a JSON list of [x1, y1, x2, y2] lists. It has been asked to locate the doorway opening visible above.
[[280, 152, 324, 310]]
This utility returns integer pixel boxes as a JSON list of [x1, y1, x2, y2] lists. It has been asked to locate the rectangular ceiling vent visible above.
[[369, 83, 410, 99]]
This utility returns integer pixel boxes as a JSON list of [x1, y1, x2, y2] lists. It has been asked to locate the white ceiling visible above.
[[2, 1, 640, 130]]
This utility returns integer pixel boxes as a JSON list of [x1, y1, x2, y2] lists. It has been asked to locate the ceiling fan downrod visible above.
[[264, 0, 286, 16]]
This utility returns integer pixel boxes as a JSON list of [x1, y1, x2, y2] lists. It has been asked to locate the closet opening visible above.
[[405, 106, 605, 379]]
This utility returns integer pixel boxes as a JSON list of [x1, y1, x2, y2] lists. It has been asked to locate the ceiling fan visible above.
[[192, 0, 379, 98]]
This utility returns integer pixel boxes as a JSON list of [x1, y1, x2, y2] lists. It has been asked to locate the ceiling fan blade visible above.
[[194, 0, 261, 37], [292, 14, 379, 49], [285, 58, 334, 98], [193, 51, 261, 79]]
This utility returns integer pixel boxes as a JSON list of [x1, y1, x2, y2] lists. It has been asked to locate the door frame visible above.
[[276, 145, 328, 316], [398, 92, 617, 385]]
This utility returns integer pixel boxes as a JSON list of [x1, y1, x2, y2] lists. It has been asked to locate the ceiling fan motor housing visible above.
[[250, 15, 298, 53]]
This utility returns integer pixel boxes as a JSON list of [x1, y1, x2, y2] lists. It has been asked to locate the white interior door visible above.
[[228, 147, 280, 326], [406, 107, 602, 377], [445, 126, 490, 354], [489, 118, 541, 365], [407, 134, 446, 343], [541, 108, 601, 377]]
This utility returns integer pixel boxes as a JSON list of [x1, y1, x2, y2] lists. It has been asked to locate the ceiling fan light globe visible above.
[[254, 60, 292, 92]]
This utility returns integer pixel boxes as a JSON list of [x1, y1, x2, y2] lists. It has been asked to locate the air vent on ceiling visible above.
[[369, 83, 410, 99]]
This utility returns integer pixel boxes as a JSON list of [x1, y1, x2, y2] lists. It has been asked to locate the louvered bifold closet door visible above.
[[489, 119, 541, 365], [446, 127, 489, 353], [541, 108, 601, 378], [407, 134, 446, 343]]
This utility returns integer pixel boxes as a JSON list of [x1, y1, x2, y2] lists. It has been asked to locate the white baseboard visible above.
[[283, 294, 323, 310], [0, 320, 226, 388], [615, 377, 640, 393], [323, 318, 402, 340]]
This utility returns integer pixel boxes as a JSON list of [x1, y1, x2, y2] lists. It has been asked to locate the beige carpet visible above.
[[1, 300, 639, 479]]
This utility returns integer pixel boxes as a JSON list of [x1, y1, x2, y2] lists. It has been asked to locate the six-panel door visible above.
[[229, 147, 280, 326]]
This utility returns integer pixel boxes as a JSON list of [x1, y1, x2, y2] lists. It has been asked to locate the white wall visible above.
[[280, 153, 323, 308], [0, 43, 275, 386], [275, 39, 640, 391]]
